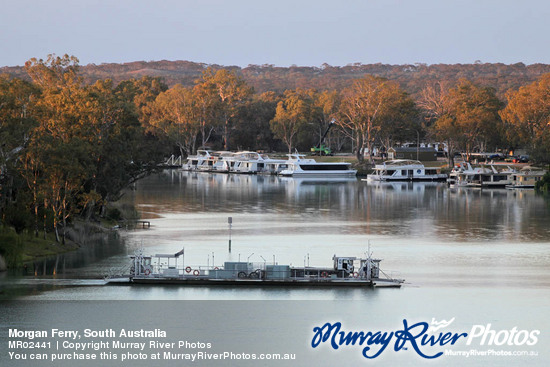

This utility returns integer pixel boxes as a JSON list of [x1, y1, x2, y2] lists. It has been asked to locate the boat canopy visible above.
[[380, 160, 423, 166]]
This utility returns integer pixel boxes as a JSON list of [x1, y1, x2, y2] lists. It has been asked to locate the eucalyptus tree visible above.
[[0, 76, 38, 232], [148, 84, 200, 158], [197, 68, 253, 150], [337, 75, 412, 162], [500, 73, 550, 163], [114, 76, 168, 128], [311, 90, 341, 153], [23, 54, 92, 242], [432, 80, 502, 164], [232, 92, 280, 151], [270, 89, 314, 154]]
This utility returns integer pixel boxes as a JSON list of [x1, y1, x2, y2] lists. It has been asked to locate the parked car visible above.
[[512, 155, 529, 163], [488, 153, 505, 160]]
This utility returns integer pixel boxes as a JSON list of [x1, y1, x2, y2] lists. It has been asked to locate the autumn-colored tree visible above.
[[270, 89, 314, 153], [337, 76, 412, 162], [22, 55, 91, 242], [376, 88, 419, 153], [84, 79, 162, 212], [192, 81, 220, 149], [500, 73, 550, 163], [310, 90, 341, 153], [15, 55, 162, 241], [427, 80, 503, 164], [115, 76, 168, 128], [197, 68, 253, 150], [148, 84, 200, 157]]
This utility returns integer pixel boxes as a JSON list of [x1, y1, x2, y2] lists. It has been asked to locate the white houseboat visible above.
[[448, 163, 515, 188], [279, 154, 357, 177], [211, 152, 237, 173], [232, 151, 287, 174], [506, 166, 547, 189], [364, 160, 447, 181], [182, 150, 213, 171]]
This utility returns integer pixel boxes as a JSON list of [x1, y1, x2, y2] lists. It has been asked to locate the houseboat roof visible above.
[[379, 159, 423, 166]]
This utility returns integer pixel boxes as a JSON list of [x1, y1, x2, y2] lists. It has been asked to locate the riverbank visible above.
[[0, 201, 141, 271], [0, 227, 81, 270], [0, 221, 120, 271]]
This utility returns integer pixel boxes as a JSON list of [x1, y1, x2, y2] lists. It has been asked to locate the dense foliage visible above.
[[1, 55, 166, 243], [1, 55, 550, 244]]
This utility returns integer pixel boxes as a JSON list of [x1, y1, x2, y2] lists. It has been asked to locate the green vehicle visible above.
[[311, 120, 334, 156], [311, 144, 332, 156]]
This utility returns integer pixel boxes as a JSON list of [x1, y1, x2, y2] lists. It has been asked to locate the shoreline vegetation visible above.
[[1, 54, 550, 270], [0, 202, 139, 269]]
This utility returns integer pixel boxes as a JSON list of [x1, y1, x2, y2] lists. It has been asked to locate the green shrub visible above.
[[535, 172, 550, 192], [0, 228, 23, 267], [105, 207, 122, 221]]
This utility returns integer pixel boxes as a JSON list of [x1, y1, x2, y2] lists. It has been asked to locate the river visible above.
[[1, 170, 549, 366]]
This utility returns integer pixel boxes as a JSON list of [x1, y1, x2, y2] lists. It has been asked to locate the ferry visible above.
[[106, 249, 403, 288], [279, 153, 357, 177], [364, 160, 447, 181], [506, 166, 547, 189]]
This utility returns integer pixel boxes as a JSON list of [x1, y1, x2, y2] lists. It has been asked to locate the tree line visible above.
[[1, 54, 550, 243]]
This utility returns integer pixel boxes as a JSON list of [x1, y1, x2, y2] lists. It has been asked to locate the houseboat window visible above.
[[299, 164, 350, 171]]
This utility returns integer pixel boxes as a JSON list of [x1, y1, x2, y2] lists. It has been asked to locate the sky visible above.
[[0, 0, 548, 67]]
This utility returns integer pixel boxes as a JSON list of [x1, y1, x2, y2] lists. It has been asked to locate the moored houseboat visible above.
[[364, 160, 447, 181], [506, 166, 547, 189], [448, 163, 515, 188], [182, 150, 213, 171], [279, 154, 357, 177]]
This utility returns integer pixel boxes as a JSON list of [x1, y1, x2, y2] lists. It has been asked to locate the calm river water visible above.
[[1, 170, 550, 366]]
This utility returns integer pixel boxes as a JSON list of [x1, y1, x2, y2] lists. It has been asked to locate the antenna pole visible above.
[[228, 217, 232, 253]]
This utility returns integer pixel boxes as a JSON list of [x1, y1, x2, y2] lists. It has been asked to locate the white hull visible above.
[[366, 160, 447, 182], [281, 170, 357, 177], [364, 174, 447, 182]]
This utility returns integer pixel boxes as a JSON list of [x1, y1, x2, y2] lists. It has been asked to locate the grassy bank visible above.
[[0, 227, 80, 267], [0, 202, 138, 269]]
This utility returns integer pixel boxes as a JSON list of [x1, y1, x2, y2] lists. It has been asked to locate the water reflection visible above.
[[126, 170, 550, 242]]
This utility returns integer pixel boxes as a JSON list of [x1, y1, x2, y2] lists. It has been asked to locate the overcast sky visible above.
[[1, 0, 548, 67]]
